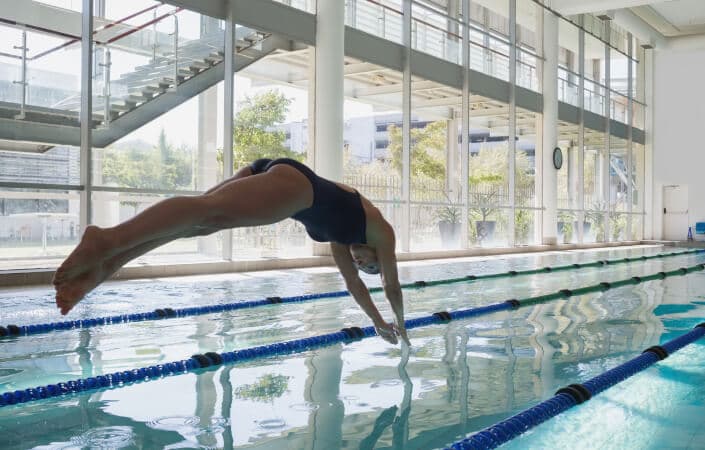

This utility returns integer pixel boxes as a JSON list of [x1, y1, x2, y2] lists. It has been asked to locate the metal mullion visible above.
[[626, 32, 633, 240], [80, 0, 94, 231], [577, 18, 585, 243], [603, 20, 611, 242], [402, 0, 412, 251], [508, 0, 516, 246], [222, 1, 235, 261], [461, 0, 470, 248]]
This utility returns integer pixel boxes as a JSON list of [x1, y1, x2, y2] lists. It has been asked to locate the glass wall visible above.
[[584, 33, 606, 116], [0, 0, 83, 261], [631, 142, 645, 239], [609, 136, 629, 241], [342, 59, 403, 247], [610, 48, 629, 124], [409, 78, 458, 251], [515, 107, 538, 245], [558, 18, 580, 106], [469, 107, 510, 247], [557, 125, 579, 244], [469, 0, 511, 82], [584, 129, 607, 243], [516, 0, 539, 92], [0, 2, 652, 271], [230, 55, 311, 259]]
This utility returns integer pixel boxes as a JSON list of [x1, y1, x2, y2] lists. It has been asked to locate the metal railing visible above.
[[0, 4, 183, 118]]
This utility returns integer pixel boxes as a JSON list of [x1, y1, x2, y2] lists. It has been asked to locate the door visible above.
[[663, 185, 689, 240]]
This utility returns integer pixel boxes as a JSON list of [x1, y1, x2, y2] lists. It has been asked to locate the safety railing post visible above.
[[13, 30, 28, 120], [100, 45, 111, 126]]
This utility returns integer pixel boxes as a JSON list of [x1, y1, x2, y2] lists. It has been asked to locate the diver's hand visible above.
[[375, 321, 399, 345]]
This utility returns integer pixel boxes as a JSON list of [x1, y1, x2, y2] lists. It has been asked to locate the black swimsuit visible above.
[[249, 158, 367, 244]]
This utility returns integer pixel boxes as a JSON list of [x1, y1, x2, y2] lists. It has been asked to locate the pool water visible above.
[[1, 245, 704, 449]]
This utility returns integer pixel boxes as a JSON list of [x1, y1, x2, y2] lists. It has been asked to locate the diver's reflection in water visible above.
[[359, 344, 413, 450]]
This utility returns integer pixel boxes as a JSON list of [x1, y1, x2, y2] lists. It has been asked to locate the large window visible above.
[[609, 137, 629, 241], [342, 59, 403, 248], [584, 33, 606, 116], [409, 77, 457, 251], [584, 129, 607, 243], [557, 125, 579, 244], [469, 103, 510, 248], [229, 53, 311, 259]]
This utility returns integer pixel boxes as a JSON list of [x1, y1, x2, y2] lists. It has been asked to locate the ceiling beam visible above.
[[354, 80, 443, 96], [631, 5, 682, 37]]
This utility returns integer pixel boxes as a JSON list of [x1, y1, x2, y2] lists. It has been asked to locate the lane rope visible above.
[[2, 261, 704, 408], [1, 249, 701, 340], [446, 323, 705, 450]]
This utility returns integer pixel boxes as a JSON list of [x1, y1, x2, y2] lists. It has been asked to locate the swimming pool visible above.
[[1, 245, 704, 449]]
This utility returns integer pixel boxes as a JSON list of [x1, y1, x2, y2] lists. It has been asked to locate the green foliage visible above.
[[102, 129, 193, 190], [558, 210, 575, 243], [387, 121, 447, 180], [611, 212, 627, 240], [585, 203, 607, 241], [230, 90, 302, 169], [467, 145, 532, 223], [515, 209, 532, 244], [234, 373, 290, 402]]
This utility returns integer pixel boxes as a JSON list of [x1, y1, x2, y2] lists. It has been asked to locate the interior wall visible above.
[[653, 46, 705, 239]]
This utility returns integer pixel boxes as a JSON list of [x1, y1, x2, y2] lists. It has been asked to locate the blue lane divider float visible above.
[[446, 323, 705, 450], [2, 262, 704, 409], [1, 249, 702, 340]]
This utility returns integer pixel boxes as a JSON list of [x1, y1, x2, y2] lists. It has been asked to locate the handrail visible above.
[[104, 7, 183, 46], [0, 5, 182, 61], [364, 0, 403, 16], [31, 3, 163, 60], [360, 0, 537, 64], [0, 17, 79, 40], [0, 51, 21, 60]]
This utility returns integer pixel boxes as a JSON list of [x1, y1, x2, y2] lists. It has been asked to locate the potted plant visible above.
[[558, 211, 575, 244], [515, 209, 532, 245], [435, 196, 461, 248]]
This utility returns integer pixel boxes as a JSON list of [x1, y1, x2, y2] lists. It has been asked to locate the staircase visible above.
[[0, 18, 288, 149]]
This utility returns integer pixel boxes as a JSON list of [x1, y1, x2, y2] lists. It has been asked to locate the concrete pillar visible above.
[[568, 145, 580, 210], [197, 86, 219, 256], [541, 10, 558, 245], [644, 48, 654, 239], [314, 0, 345, 181]]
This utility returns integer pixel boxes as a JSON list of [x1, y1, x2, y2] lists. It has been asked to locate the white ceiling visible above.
[[642, 0, 705, 36], [553, 0, 705, 38]]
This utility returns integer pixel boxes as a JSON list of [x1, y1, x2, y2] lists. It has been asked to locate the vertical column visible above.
[[222, 1, 236, 260], [314, 0, 345, 181], [461, 0, 470, 248], [401, 0, 412, 252], [577, 20, 585, 243], [541, 9, 558, 245], [80, 0, 94, 231], [508, 0, 516, 246], [198, 89, 219, 256], [643, 47, 654, 239], [534, 2, 544, 245], [603, 21, 611, 241], [626, 34, 634, 240]]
